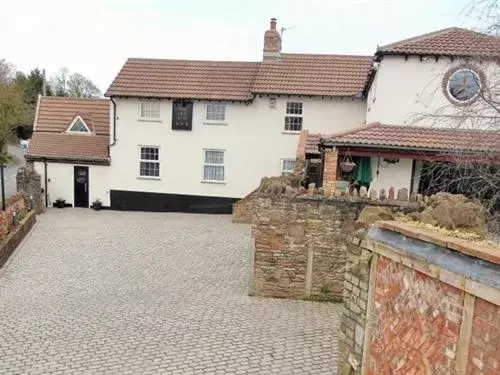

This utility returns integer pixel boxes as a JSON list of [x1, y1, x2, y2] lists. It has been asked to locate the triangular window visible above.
[[67, 116, 91, 133]]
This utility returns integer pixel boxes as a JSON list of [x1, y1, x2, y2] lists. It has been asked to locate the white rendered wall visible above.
[[366, 55, 499, 128], [369, 157, 414, 194], [108, 96, 366, 198], [33, 162, 110, 207]]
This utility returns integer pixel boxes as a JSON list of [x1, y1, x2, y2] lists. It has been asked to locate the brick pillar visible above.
[[294, 129, 309, 177], [323, 148, 338, 195]]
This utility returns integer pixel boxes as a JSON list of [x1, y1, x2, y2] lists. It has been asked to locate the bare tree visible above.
[[0, 59, 15, 85], [50, 67, 69, 97], [465, 0, 500, 35], [67, 73, 100, 98], [50, 68, 101, 98], [416, 0, 500, 238]]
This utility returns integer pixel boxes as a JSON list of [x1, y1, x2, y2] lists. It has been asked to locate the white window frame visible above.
[[139, 101, 161, 120], [284, 102, 303, 132], [138, 145, 160, 179], [202, 149, 226, 183], [281, 158, 297, 175], [204, 103, 228, 125], [66, 115, 91, 134]]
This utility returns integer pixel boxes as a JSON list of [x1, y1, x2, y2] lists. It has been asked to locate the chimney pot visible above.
[[270, 18, 277, 30]]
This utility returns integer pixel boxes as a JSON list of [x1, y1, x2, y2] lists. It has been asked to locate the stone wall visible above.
[[250, 195, 418, 301], [339, 232, 372, 373], [0, 211, 36, 269], [16, 166, 44, 214], [339, 221, 500, 375], [232, 190, 257, 224]]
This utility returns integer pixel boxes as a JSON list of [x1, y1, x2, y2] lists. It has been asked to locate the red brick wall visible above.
[[322, 149, 338, 195], [468, 298, 500, 374], [368, 256, 464, 375]]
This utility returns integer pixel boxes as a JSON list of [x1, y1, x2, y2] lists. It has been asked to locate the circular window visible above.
[[445, 68, 482, 104]]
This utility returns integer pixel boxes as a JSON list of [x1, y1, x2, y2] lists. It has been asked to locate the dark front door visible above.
[[74, 166, 89, 208]]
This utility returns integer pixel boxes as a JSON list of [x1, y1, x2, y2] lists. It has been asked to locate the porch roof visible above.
[[321, 122, 500, 155]]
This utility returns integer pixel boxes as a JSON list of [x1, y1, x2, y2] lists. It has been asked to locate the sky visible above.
[[1, 0, 476, 93]]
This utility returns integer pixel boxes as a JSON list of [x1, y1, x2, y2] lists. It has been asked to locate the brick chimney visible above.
[[263, 18, 282, 60]]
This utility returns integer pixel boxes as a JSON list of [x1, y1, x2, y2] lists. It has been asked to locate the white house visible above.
[[26, 19, 500, 212], [303, 27, 500, 195], [26, 97, 111, 208]]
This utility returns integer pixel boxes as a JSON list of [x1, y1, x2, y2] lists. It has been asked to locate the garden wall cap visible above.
[[377, 220, 500, 266]]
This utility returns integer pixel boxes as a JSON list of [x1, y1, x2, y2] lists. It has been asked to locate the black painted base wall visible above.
[[110, 190, 238, 214]]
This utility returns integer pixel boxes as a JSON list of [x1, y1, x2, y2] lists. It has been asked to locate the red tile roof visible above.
[[306, 133, 324, 156], [27, 97, 110, 164], [105, 54, 373, 100], [35, 96, 110, 135], [323, 122, 500, 153], [377, 27, 500, 57], [27, 133, 109, 163], [105, 59, 260, 101], [252, 54, 373, 96]]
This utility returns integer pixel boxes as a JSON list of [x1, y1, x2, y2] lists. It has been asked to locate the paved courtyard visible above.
[[0, 209, 341, 374]]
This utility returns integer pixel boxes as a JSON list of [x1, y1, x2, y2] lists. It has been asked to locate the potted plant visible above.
[[54, 198, 66, 208], [340, 155, 356, 173], [92, 198, 102, 211]]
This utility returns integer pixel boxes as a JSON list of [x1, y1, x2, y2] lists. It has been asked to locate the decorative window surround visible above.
[[172, 101, 193, 130], [443, 66, 485, 106]]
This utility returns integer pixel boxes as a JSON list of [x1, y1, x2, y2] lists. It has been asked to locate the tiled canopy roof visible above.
[[377, 27, 500, 57], [27, 133, 110, 163], [105, 54, 373, 100], [305, 133, 323, 156], [252, 54, 373, 96], [27, 97, 110, 164], [323, 122, 500, 153]]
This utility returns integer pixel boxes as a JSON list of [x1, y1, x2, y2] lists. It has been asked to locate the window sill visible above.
[[137, 176, 161, 181], [138, 118, 162, 123], [281, 131, 301, 135], [203, 121, 228, 126], [201, 180, 226, 185]]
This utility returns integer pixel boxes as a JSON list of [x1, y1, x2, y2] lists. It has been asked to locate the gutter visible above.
[[25, 155, 110, 167], [110, 97, 117, 147], [43, 159, 48, 207], [321, 141, 499, 156]]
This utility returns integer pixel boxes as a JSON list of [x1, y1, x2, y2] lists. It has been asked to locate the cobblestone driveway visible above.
[[0, 209, 340, 374]]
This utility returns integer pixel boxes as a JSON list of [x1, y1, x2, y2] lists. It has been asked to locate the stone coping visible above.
[[377, 220, 500, 266], [255, 193, 421, 208]]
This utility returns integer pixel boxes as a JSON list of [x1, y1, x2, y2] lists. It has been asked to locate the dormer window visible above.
[[67, 116, 91, 134]]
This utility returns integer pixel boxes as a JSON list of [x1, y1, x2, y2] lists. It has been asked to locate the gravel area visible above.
[[0, 209, 341, 374]]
